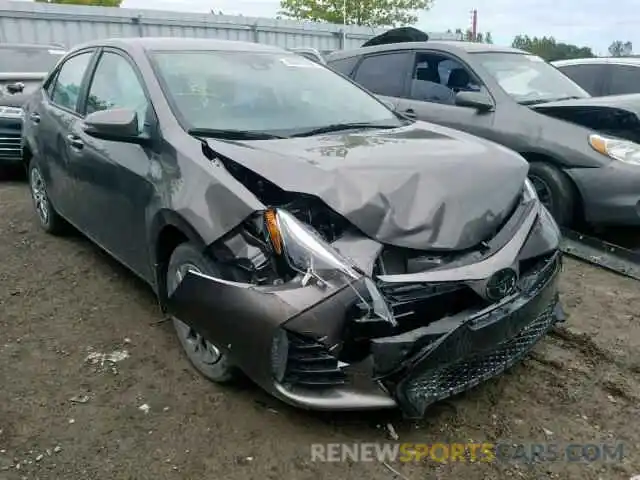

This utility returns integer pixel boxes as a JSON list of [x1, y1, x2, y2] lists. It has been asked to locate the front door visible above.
[[70, 49, 156, 280], [395, 51, 496, 138]]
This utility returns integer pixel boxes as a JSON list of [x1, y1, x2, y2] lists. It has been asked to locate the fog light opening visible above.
[[271, 328, 289, 382]]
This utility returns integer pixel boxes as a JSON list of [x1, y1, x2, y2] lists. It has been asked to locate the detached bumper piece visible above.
[[383, 252, 563, 418], [399, 300, 558, 418]]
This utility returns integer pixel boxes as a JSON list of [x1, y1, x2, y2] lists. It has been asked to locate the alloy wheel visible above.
[[170, 263, 222, 366], [529, 174, 553, 211], [30, 167, 49, 226]]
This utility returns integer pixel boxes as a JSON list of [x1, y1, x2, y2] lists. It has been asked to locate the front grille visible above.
[[402, 301, 557, 412], [282, 333, 347, 388], [0, 132, 21, 159], [377, 281, 486, 330], [519, 251, 561, 294]]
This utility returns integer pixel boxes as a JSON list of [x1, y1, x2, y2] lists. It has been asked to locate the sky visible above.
[[120, 0, 635, 55]]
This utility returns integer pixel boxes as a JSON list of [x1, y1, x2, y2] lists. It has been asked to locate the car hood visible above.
[[532, 94, 640, 142], [205, 121, 529, 252]]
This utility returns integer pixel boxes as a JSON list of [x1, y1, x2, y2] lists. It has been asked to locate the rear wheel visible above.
[[28, 162, 67, 235], [166, 242, 235, 383], [528, 161, 576, 227]]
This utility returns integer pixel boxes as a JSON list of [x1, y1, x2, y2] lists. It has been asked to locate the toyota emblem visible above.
[[485, 268, 518, 301]]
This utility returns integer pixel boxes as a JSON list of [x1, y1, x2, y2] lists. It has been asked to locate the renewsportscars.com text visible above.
[[310, 442, 625, 464]]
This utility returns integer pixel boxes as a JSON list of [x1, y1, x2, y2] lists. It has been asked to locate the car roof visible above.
[[325, 40, 527, 61], [69, 37, 287, 54], [552, 57, 640, 67]]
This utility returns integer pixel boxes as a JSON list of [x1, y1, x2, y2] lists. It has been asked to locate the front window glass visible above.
[[475, 52, 590, 105], [149, 50, 402, 135], [86, 52, 148, 130]]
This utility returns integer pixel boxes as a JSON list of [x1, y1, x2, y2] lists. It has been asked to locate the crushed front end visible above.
[[167, 180, 565, 417]]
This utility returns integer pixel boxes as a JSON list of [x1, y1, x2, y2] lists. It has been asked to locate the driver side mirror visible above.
[[455, 91, 494, 112], [83, 108, 148, 144]]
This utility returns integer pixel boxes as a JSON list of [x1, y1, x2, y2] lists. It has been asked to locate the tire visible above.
[[166, 242, 236, 383], [28, 161, 67, 235], [527, 161, 576, 227]]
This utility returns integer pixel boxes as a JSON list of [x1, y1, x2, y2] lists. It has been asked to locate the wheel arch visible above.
[[519, 151, 585, 224], [149, 209, 209, 309]]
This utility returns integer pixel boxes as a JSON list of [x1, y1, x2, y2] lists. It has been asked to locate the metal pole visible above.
[[342, 0, 346, 48]]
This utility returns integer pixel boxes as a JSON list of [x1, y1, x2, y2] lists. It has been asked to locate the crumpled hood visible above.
[[532, 93, 640, 114], [206, 121, 529, 251], [532, 94, 640, 142]]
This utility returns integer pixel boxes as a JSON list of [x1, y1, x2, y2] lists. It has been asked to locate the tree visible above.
[[278, 0, 433, 27], [511, 35, 594, 61], [449, 28, 493, 43], [608, 40, 633, 57], [35, 0, 122, 5]]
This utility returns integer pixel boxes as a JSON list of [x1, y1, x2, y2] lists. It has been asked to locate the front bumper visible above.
[[167, 203, 564, 416], [567, 161, 640, 226]]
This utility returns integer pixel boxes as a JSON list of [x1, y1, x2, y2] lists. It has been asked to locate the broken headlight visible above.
[[263, 208, 395, 323], [264, 208, 359, 283], [589, 134, 640, 166]]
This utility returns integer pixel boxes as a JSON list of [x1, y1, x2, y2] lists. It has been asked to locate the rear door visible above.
[[37, 49, 97, 221], [349, 51, 412, 110], [70, 48, 156, 280], [554, 63, 607, 96], [602, 64, 640, 96]]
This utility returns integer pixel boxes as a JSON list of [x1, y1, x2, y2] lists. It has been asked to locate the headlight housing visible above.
[[589, 134, 640, 165], [263, 208, 395, 324], [265, 208, 359, 282]]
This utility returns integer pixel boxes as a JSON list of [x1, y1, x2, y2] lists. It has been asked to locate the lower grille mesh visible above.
[[404, 301, 557, 409]]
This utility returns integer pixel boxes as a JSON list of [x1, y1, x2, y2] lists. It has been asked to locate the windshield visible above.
[[0, 46, 66, 73], [474, 52, 590, 104], [149, 50, 403, 136]]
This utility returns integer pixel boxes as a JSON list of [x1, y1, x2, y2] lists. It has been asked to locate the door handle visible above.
[[29, 112, 40, 124], [402, 108, 417, 119], [66, 134, 84, 150]]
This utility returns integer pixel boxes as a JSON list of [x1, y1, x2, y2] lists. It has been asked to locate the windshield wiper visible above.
[[519, 96, 583, 106], [290, 122, 399, 138], [187, 128, 287, 140]]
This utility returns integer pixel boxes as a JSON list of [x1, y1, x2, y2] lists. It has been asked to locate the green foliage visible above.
[[608, 40, 633, 57], [511, 35, 594, 61], [450, 28, 493, 43], [35, 0, 122, 6], [278, 0, 433, 27]]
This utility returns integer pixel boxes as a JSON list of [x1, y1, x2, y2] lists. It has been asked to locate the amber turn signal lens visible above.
[[264, 209, 283, 255]]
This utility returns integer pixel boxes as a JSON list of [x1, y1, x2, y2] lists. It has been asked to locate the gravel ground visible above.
[[1, 180, 639, 480]]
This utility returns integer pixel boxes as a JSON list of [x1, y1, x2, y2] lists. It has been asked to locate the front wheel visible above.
[[528, 161, 576, 227], [166, 242, 236, 383], [28, 162, 67, 235]]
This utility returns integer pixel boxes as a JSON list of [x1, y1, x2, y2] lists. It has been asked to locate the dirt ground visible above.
[[1, 180, 639, 480]]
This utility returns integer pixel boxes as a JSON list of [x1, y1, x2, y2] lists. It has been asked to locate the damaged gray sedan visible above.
[[22, 37, 565, 418]]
